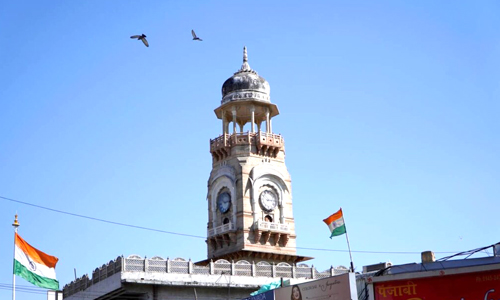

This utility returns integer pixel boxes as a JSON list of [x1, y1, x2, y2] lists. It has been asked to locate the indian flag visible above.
[[13, 233, 59, 290], [323, 209, 346, 238]]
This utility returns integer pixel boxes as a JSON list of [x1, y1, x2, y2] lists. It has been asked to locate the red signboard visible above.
[[374, 269, 500, 300]]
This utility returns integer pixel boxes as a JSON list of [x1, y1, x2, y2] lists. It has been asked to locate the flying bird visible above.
[[130, 34, 149, 47], [191, 30, 202, 41]]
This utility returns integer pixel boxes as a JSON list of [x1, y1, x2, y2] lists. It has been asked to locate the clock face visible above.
[[217, 192, 231, 214], [260, 190, 277, 211]]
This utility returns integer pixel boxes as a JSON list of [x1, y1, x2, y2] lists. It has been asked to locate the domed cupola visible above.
[[221, 47, 270, 105], [213, 47, 279, 139]]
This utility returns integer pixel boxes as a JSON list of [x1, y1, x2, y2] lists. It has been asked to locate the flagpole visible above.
[[12, 214, 20, 300], [341, 208, 355, 273]]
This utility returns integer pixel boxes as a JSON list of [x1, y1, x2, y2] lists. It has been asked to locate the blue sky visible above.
[[1, 1, 499, 299]]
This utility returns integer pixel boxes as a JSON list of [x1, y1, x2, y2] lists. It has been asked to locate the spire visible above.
[[237, 46, 256, 74]]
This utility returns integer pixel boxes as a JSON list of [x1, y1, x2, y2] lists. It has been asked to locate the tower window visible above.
[[223, 218, 230, 224], [264, 215, 273, 222]]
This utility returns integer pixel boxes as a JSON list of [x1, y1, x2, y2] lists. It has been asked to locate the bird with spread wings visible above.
[[130, 34, 149, 47], [191, 30, 202, 41]]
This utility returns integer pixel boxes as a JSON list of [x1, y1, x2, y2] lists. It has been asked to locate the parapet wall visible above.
[[63, 255, 349, 298]]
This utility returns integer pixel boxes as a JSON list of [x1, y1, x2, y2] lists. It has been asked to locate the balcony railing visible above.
[[254, 220, 290, 233], [210, 132, 284, 161], [207, 222, 235, 237]]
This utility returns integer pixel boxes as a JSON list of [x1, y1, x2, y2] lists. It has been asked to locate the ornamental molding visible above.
[[250, 165, 289, 193], [250, 164, 286, 181], [209, 165, 236, 186], [222, 91, 270, 105]]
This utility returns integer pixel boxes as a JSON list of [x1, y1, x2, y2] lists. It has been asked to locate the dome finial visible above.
[[222, 47, 270, 103], [238, 46, 254, 73]]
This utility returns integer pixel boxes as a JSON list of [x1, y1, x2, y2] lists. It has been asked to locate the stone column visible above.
[[265, 108, 270, 134], [221, 110, 226, 135], [232, 108, 237, 134], [212, 195, 217, 230], [280, 207, 284, 224], [250, 106, 255, 133], [251, 179, 257, 224]]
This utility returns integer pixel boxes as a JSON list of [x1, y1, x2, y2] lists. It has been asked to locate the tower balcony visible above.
[[207, 221, 235, 238], [254, 219, 290, 233], [207, 222, 236, 251], [253, 220, 291, 246], [210, 132, 284, 162]]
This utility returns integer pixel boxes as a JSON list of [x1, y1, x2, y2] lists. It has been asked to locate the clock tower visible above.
[[204, 48, 311, 264]]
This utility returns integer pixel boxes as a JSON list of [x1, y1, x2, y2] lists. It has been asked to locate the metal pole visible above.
[[345, 230, 355, 272], [341, 208, 355, 272], [12, 214, 20, 300]]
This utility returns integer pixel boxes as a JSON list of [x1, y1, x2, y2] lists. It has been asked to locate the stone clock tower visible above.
[[204, 48, 311, 264]]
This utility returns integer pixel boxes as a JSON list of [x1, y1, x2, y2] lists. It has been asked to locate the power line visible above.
[[0, 195, 204, 239], [0, 282, 146, 298], [1, 195, 459, 255], [296, 246, 456, 255], [0, 283, 46, 295]]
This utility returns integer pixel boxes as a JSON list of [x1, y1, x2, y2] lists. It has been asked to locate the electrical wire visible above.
[[296, 246, 456, 254], [0, 195, 460, 255], [0, 280, 247, 300], [0, 283, 47, 295], [0, 195, 203, 239], [437, 244, 496, 261]]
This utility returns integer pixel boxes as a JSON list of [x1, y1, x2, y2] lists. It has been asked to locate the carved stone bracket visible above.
[[222, 234, 230, 246], [280, 234, 289, 246], [229, 232, 237, 244], [210, 134, 232, 162], [209, 238, 218, 251], [273, 233, 281, 246], [211, 147, 231, 162], [262, 231, 271, 244], [217, 236, 224, 249], [254, 230, 262, 243]]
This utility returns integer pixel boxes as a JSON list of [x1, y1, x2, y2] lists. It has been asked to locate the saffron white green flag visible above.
[[323, 208, 346, 238], [14, 233, 59, 290]]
